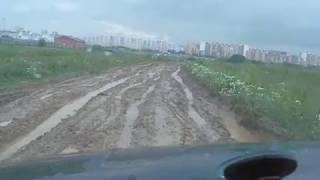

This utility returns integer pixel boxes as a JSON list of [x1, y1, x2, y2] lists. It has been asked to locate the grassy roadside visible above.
[[186, 59, 320, 140], [0, 45, 154, 90]]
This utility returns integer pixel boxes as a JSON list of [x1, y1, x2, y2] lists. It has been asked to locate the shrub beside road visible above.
[[188, 59, 320, 140]]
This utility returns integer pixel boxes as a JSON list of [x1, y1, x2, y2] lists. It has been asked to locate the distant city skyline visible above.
[[2, 24, 320, 66], [1, 23, 318, 56], [184, 41, 320, 66], [84, 34, 177, 52], [0, 24, 317, 55], [0, 26, 320, 55], [1, 0, 320, 54]]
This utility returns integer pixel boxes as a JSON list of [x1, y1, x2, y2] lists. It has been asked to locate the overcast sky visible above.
[[1, 0, 320, 53]]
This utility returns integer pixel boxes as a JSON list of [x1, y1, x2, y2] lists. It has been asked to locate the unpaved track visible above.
[[0, 63, 263, 163]]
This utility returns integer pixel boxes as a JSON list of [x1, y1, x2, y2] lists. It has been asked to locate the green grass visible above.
[[0, 45, 154, 89], [188, 59, 320, 140]]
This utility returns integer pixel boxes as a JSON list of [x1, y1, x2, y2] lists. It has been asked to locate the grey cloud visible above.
[[1, 0, 320, 53]]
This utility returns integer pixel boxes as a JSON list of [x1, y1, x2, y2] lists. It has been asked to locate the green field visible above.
[[188, 59, 320, 140], [0, 45, 153, 89]]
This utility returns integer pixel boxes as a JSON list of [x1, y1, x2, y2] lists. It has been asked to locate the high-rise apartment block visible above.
[[85, 35, 173, 52], [184, 40, 320, 66]]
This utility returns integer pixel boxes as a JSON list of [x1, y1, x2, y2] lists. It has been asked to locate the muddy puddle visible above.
[[0, 121, 12, 127]]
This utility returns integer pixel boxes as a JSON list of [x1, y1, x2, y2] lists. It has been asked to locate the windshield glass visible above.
[[0, 0, 319, 164]]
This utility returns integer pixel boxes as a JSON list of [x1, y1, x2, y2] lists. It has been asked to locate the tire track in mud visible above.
[[0, 63, 265, 163], [149, 79, 183, 146], [0, 77, 129, 162], [171, 67, 219, 142], [0, 64, 152, 151], [0, 64, 155, 162], [102, 71, 159, 149], [126, 67, 184, 147], [117, 85, 156, 148], [128, 65, 216, 147], [6, 65, 163, 162]]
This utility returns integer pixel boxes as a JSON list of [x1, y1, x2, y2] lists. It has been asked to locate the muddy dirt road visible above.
[[0, 63, 264, 163]]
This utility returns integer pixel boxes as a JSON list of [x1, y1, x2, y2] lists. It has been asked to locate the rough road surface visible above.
[[0, 63, 263, 163]]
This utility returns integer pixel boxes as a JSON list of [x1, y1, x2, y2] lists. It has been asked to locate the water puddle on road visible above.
[[60, 147, 79, 154], [0, 121, 12, 127], [0, 77, 129, 162], [117, 85, 155, 148], [40, 94, 52, 100]]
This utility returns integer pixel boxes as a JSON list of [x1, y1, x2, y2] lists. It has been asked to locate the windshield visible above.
[[0, 0, 319, 164]]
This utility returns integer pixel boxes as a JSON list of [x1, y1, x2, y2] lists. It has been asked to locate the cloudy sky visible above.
[[1, 0, 320, 53]]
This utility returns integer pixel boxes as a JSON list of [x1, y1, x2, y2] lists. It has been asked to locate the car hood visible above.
[[0, 142, 319, 180]]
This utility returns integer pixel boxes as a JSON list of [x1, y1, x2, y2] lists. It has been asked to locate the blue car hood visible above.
[[0, 142, 318, 180]]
